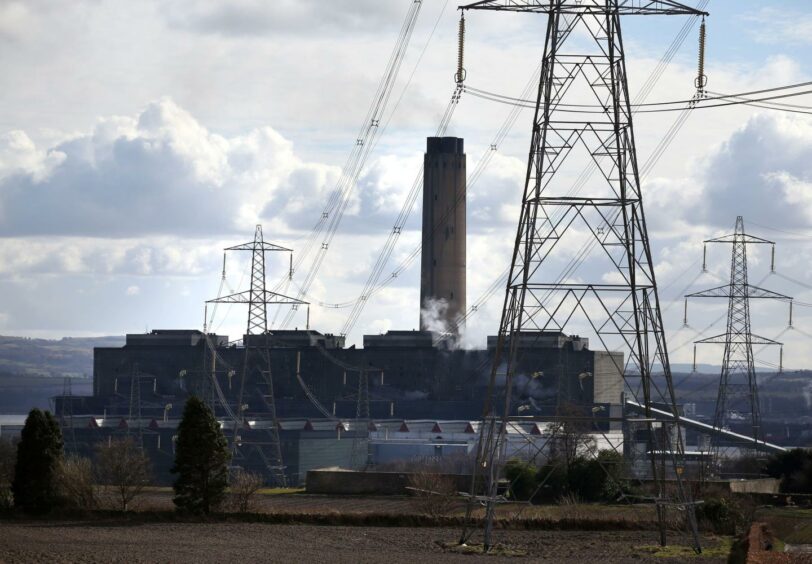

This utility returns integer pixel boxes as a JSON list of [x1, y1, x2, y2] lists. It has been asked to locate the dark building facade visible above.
[[81, 329, 623, 423], [56, 328, 624, 485]]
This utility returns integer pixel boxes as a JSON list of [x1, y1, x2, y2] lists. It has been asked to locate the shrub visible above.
[[228, 469, 264, 513], [172, 397, 231, 514], [0, 437, 17, 510], [763, 449, 812, 494], [12, 408, 63, 513], [55, 456, 97, 510], [96, 437, 152, 511], [534, 451, 632, 504], [504, 459, 538, 501], [596, 450, 634, 501], [407, 471, 457, 517], [696, 495, 755, 535], [567, 457, 605, 501], [535, 462, 568, 502]]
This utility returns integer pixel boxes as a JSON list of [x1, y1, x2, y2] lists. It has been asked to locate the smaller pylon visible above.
[[206, 225, 308, 487], [61, 377, 77, 453], [128, 363, 143, 447], [349, 367, 374, 469], [685, 216, 791, 473]]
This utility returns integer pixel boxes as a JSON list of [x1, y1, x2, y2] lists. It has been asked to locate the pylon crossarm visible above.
[[695, 334, 783, 346], [744, 285, 791, 300], [225, 242, 292, 252], [704, 233, 774, 246], [460, 0, 708, 16], [206, 289, 307, 305], [686, 284, 791, 300]]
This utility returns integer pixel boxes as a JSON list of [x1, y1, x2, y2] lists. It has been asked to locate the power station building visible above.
[[56, 135, 628, 484], [59, 327, 624, 484]]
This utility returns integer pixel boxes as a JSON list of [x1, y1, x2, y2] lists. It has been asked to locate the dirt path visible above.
[[0, 520, 728, 563]]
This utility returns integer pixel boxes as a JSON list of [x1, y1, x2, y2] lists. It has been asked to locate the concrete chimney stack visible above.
[[420, 137, 466, 339]]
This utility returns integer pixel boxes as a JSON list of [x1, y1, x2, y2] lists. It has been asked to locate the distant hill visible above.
[[0, 335, 124, 413], [0, 335, 124, 379]]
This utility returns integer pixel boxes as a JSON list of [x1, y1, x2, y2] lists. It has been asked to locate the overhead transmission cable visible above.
[[276, 0, 424, 328], [340, 60, 541, 337], [284, 1, 423, 279], [434, 1, 710, 346], [303, 1, 711, 342], [338, 11, 469, 336], [339, 0, 708, 336]]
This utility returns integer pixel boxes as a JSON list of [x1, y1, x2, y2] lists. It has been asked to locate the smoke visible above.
[[804, 380, 812, 410], [420, 297, 466, 350], [420, 297, 450, 335], [514, 371, 556, 402], [479, 363, 556, 414]]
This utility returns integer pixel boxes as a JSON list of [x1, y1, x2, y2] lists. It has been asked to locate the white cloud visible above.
[[162, 0, 406, 37], [696, 113, 812, 229], [742, 8, 812, 46], [0, 2, 37, 42], [0, 98, 339, 238]]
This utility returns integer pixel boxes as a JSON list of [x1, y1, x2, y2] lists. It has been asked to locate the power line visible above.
[[277, 1, 425, 328], [339, 0, 708, 339]]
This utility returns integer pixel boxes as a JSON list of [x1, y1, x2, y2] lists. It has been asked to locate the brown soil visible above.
[[0, 520, 729, 563]]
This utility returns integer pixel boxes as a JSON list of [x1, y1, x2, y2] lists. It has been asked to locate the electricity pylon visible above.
[[127, 363, 143, 447], [349, 367, 373, 470], [459, 0, 707, 552], [685, 216, 791, 472], [207, 225, 307, 486], [60, 376, 77, 453]]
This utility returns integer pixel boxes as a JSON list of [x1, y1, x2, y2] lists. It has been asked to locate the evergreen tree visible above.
[[172, 396, 230, 514], [12, 408, 64, 513]]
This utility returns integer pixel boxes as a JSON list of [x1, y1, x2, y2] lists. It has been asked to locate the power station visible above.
[[54, 133, 637, 485], [37, 7, 801, 550]]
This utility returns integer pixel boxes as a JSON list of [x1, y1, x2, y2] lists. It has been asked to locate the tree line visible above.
[[0, 396, 262, 514]]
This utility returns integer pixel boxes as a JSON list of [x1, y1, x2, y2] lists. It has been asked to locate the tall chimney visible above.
[[420, 137, 466, 339]]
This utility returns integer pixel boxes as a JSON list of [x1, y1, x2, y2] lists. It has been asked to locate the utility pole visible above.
[[207, 225, 308, 487], [685, 216, 791, 474], [458, 0, 707, 552]]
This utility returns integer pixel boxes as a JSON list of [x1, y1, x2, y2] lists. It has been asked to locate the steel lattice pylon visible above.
[[207, 225, 308, 487], [686, 216, 790, 473], [459, 0, 707, 552]]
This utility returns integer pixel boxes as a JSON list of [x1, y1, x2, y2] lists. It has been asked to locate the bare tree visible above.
[[55, 455, 97, 509], [548, 402, 596, 470], [228, 469, 264, 513], [96, 437, 152, 511], [406, 471, 458, 518]]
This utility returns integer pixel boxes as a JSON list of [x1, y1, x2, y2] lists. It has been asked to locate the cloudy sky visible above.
[[1, 0, 812, 371]]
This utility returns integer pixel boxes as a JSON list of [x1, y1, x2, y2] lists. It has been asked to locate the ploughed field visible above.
[[0, 521, 729, 563]]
